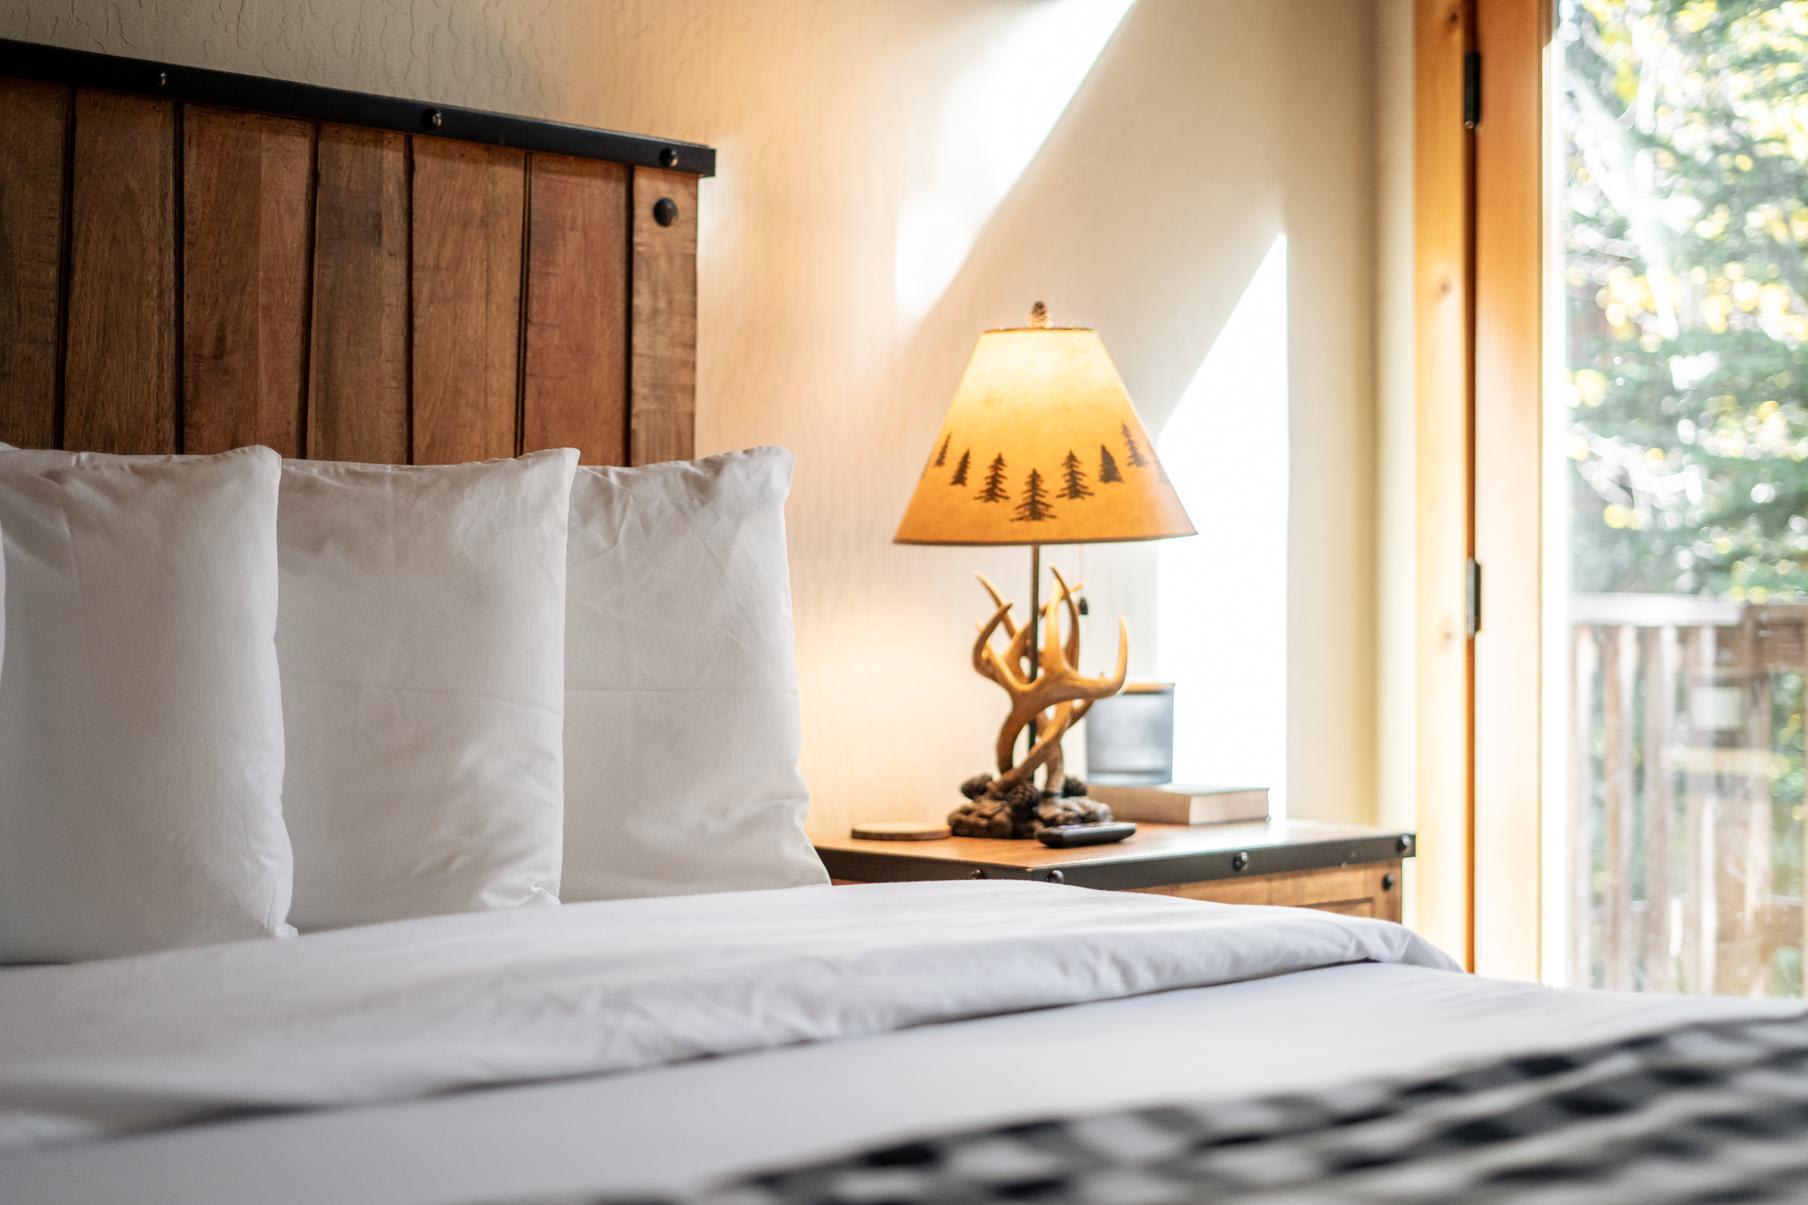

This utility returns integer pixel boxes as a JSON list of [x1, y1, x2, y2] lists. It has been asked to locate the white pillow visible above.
[[561, 446, 826, 900], [0, 446, 293, 962], [279, 449, 578, 931]]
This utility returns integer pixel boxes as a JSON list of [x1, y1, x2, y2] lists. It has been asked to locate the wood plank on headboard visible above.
[[64, 90, 177, 454], [308, 124, 409, 463], [182, 106, 312, 458], [522, 154, 629, 465], [0, 77, 66, 450], [0, 40, 710, 467], [411, 139, 524, 465], [629, 168, 698, 466]]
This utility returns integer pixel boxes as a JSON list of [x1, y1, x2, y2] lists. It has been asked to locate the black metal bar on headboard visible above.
[[0, 38, 716, 177]]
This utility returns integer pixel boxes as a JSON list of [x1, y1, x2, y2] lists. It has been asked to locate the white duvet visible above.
[[0, 880, 1456, 1149]]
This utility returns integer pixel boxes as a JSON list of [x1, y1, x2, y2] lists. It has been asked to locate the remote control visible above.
[[1037, 821, 1136, 848]]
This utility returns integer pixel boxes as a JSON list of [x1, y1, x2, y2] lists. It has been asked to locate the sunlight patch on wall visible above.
[[1156, 234, 1289, 814], [892, 0, 1136, 322]]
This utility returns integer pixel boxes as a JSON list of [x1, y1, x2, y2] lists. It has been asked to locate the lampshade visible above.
[[894, 315, 1195, 546]]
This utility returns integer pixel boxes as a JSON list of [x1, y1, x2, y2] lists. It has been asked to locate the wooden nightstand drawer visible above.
[[1140, 861, 1403, 923]]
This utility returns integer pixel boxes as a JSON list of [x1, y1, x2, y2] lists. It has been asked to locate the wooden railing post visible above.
[[1642, 625, 1677, 992], [1601, 624, 1637, 992], [1689, 625, 1722, 994], [1714, 620, 1771, 995], [1568, 625, 1598, 987]]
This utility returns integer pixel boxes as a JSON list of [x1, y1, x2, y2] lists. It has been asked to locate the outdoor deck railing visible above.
[[1568, 594, 1808, 997]]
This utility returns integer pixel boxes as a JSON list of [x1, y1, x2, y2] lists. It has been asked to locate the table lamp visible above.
[[895, 302, 1195, 837]]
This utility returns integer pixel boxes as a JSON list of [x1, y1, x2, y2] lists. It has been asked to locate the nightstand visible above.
[[813, 820, 1414, 922]]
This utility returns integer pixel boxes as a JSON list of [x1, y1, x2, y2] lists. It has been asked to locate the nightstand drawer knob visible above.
[[1045, 870, 1065, 885], [1230, 851, 1250, 873], [1382, 872, 1397, 892]]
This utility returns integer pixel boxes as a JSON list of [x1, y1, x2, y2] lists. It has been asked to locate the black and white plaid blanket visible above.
[[587, 1009, 1808, 1204]]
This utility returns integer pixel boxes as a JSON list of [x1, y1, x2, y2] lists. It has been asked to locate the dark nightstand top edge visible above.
[[817, 827, 1413, 891]]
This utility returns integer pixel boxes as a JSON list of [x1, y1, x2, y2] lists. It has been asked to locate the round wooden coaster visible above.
[[851, 821, 952, 841]]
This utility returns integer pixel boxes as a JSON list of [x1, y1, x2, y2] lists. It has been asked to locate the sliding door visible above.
[[1543, 0, 1808, 997]]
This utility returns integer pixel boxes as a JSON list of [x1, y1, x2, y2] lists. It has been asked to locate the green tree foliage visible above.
[[1563, 0, 1808, 601]]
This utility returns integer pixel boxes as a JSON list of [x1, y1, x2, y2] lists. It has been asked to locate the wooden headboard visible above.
[[0, 39, 712, 466]]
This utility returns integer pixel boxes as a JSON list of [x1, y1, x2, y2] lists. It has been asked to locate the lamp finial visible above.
[[1028, 301, 1049, 329]]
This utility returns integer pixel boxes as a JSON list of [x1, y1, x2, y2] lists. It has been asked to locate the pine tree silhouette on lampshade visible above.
[[975, 454, 1009, 504], [1059, 450, 1093, 500], [1098, 445, 1122, 483]]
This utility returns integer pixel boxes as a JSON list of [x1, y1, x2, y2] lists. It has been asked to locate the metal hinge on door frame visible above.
[[1463, 51, 1481, 129], [1465, 557, 1483, 639]]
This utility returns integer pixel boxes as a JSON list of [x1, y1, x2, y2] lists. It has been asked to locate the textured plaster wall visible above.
[[6, 0, 1383, 835]]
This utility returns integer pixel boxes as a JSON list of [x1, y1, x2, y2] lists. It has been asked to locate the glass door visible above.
[[1549, 0, 1808, 996]]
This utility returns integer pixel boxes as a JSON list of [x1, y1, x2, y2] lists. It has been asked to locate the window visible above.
[[1549, 0, 1808, 996]]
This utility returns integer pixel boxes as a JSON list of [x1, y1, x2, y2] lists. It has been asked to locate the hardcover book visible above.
[[1087, 783, 1269, 826]]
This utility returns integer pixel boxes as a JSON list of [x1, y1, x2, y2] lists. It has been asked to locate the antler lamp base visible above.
[[947, 559, 1124, 838], [948, 775, 1112, 839]]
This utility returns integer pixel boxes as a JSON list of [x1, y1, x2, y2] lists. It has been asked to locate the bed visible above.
[[2, 883, 1803, 1203], [1, 37, 1805, 1205]]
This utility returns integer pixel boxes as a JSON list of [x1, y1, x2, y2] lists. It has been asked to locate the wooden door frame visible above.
[[1414, 0, 1547, 977], [1413, 0, 1475, 969]]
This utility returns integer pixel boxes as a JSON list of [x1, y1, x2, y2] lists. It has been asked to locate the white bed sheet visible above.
[[0, 880, 1450, 1148], [3, 960, 1791, 1205]]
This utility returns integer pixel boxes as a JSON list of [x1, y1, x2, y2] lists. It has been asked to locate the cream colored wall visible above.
[[6, 0, 1386, 835], [1375, 0, 1417, 839], [1372, 0, 1419, 926]]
